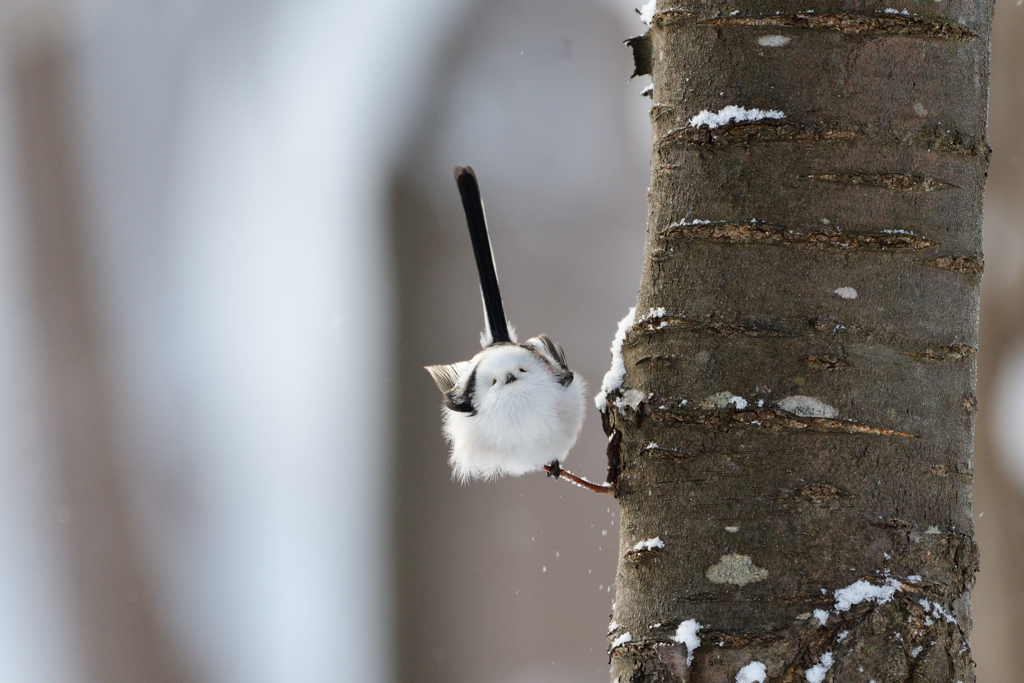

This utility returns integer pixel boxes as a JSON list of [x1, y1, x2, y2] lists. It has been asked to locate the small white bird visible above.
[[426, 167, 607, 492]]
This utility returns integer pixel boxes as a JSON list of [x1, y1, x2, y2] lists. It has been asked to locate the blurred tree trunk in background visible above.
[[605, 2, 993, 681], [13, 42, 183, 683]]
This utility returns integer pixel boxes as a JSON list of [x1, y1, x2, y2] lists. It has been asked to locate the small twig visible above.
[[544, 463, 614, 494]]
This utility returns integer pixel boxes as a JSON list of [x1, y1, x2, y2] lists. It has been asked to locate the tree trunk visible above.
[[605, 3, 992, 681]]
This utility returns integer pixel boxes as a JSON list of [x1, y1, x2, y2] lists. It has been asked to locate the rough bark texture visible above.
[[605, 2, 992, 681]]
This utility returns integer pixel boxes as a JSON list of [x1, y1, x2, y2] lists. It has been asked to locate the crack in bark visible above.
[[926, 254, 984, 274], [633, 316, 796, 339], [654, 118, 988, 159], [873, 517, 912, 529], [801, 483, 842, 504], [643, 443, 693, 460], [657, 121, 859, 147], [649, 9, 695, 27], [651, 163, 681, 181], [660, 221, 938, 250], [633, 322, 972, 370], [698, 12, 976, 40], [602, 408, 623, 488], [624, 546, 665, 560], [803, 172, 958, 192], [650, 406, 918, 437], [650, 104, 675, 121], [629, 314, 865, 344], [903, 342, 977, 362], [802, 355, 849, 370], [607, 429, 623, 489], [911, 125, 991, 158]]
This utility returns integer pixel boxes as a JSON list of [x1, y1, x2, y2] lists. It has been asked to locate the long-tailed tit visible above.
[[425, 166, 610, 493]]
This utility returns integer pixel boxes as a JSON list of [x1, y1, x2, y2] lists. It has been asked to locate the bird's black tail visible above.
[[454, 165, 512, 345]]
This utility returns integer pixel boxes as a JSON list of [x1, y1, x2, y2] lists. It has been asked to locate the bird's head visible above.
[[473, 344, 549, 404]]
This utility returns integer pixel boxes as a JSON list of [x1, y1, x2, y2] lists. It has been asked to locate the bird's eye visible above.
[[519, 367, 526, 373], [492, 378, 497, 385]]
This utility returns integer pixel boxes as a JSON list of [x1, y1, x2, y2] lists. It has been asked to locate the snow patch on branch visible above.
[[919, 597, 957, 624], [688, 105, 784, 129], [669, 218, 712, 227], [596, 307, 636, 410], [613, 388, 646, 414], [639, 0, 656, 25], [671, 619, 701, 665], [812, 578, 906, 629], [805, 652, 834, 683], [632, 537, 665, 552], [611, 632, 633, 649], [735, 661, 767, 683], [833, 578, 903, 613]]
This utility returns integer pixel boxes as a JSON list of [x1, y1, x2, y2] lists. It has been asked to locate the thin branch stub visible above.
[[544, 463, 615, 494]]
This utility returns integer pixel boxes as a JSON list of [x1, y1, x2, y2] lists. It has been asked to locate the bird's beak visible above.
[[505, 373, 517, 384]]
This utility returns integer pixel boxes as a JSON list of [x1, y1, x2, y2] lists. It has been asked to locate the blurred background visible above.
[[0, 0, 1018, 681]]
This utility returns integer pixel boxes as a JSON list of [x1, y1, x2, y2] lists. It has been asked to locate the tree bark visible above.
[[605, 2, 992, 681]]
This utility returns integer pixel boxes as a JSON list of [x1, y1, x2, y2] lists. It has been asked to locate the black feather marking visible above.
[[445, 366, 477, 414], [454, 166, 512, 344]]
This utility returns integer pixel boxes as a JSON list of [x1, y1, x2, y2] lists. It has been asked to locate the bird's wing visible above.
[[425, 362, 477, 413], [425, 364, 461, 394], [528, 334, 569, 372], [525, 334, 574, 387]]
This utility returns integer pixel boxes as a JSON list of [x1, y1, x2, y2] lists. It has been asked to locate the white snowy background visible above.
[[0, 0, 1021, 682]]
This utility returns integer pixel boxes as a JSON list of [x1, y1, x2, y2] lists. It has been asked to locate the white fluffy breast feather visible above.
[[441, 345, 585, 482]]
